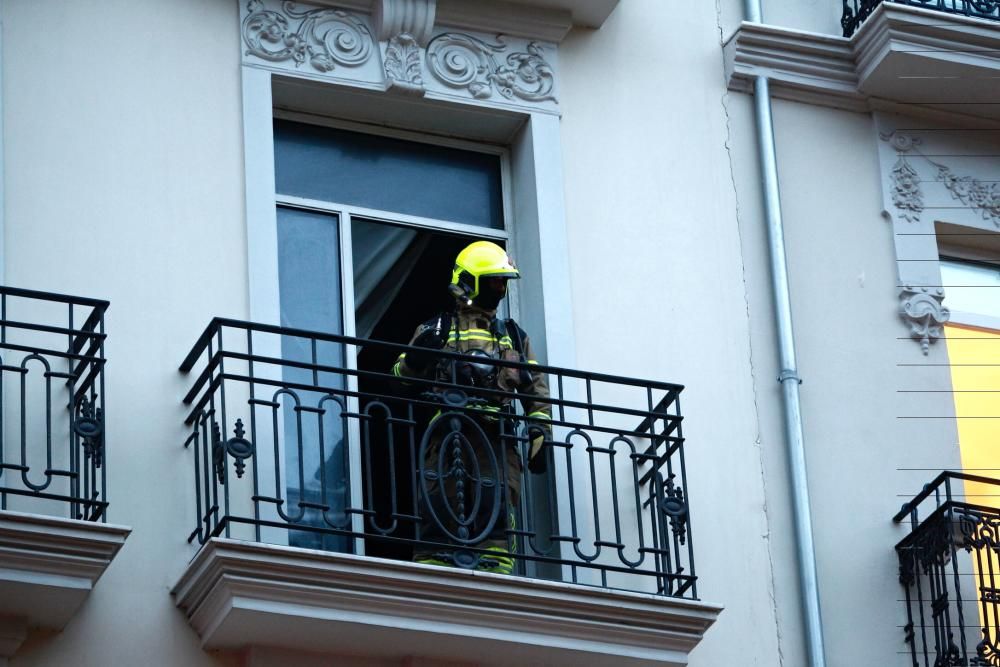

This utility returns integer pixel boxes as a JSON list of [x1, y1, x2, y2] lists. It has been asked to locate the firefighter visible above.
[[392, 240, 551, 574]]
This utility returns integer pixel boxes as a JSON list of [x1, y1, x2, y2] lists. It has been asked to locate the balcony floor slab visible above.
[[0, 510, 130, 657], [173, 538, 721, 667]]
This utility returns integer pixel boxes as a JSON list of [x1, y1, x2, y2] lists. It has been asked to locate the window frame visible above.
[[241, 66, 578, 562]]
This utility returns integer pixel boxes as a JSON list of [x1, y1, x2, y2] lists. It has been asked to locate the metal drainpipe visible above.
[[743, 1, 827, 665]]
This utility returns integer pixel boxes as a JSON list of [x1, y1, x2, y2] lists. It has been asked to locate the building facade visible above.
[[0, 0, 998, 665]]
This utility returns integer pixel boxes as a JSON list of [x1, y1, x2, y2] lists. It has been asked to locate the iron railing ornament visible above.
[[0, 286, 109, 521], [895, 472, 1000, 666], [179, 317, 696, 598]]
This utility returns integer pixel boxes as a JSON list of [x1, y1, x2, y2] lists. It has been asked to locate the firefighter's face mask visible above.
[[473, 277, 508, 310]]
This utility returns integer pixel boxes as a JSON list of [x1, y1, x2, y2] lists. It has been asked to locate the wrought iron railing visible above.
[[894, 472, 1000, 666], [842, 0, 1000, 36], [180, 317, 696, 597], [0, 286, 108, 521]]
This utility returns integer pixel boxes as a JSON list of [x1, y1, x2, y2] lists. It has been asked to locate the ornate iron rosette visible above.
[[418, 411, 502, 545], [225, 419, 254, 479], [74, 395, 105, 467]]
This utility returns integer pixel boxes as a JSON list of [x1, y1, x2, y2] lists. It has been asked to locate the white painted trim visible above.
[[337, 212, 366, 554], [243, 58, 579, 577], [276, 195, 508, 240], [243, 67, 281, 327], [509, 113, 580, 576], [173, 538, 721, 666], [947, 310, 1000, 333], [241, 66, 291, 546], [275, 108, 509, 157], [0, 0, 5, 283]]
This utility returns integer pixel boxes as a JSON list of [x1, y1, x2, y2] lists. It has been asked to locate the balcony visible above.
[[172, 318, 720, 665], [894, 472, 1000, 667], [843, 0, 1000, 37], [0, 286, 129, 661], [725, 0, 1000, 121]]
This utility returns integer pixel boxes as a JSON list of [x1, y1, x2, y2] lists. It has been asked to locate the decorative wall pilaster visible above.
[[876, 115, 1000, 353]]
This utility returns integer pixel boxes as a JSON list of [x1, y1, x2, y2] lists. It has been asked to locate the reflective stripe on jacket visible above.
[[394, 304, 551, 428]]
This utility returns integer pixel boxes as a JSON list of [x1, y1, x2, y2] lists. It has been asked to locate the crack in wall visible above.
[[715, 0, 785, 664]]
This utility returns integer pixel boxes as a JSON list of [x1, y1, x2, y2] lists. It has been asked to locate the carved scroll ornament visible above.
[[242, 0, 374, 73], [427, 33, 556, 103], [899, 285, 949, 355]]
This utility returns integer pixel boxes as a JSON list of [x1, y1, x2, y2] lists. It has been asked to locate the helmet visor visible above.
[[480, 270, 520, 279]]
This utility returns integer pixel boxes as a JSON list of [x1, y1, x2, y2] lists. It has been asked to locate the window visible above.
[[238, 67, 574, 570], [271, 116, 517, 553]]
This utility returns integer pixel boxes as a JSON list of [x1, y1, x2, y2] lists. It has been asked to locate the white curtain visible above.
[[352, 221, 430, 339]]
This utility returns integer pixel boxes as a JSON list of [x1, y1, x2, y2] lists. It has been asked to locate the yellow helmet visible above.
[[450, 241, 520, 301]]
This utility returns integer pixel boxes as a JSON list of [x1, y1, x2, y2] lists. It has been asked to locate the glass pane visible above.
[[940, 259, 1000, 315], [277, 206, 348, 551], [274, 120, 504, 229]]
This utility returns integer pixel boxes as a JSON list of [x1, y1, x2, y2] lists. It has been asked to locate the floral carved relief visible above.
[[880, 131, 1000, 227], [384, 33, 424, 95], [936, 164, 1000, 226], [890, 158, 923, 224], [242, 0, 374, 73], [426, 33, 556, 103]]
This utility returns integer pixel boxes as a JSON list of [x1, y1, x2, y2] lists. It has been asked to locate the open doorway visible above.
[[353, 219, 498, 561]]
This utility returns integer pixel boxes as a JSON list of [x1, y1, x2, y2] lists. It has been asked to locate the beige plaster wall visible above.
[[3, 0, 245, 665], [559, 1, 782, 664], [728, 94, 963, 666]]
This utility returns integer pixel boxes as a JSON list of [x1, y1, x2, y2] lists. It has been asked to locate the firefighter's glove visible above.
[[527, 427, 548, 474], [406, 328, 446, 372]]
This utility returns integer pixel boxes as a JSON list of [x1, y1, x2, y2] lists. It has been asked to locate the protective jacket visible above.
[[392, 304, 551, 426]]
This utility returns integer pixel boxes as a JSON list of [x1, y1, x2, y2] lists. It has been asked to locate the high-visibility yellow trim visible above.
[[392, 361, 403, 377], [527, 360, 538, 365], [527, 411, 550, 420], [446, 333, 513, 346]]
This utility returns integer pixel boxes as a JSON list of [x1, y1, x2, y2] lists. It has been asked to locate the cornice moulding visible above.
[[303, 0, 600, 41], [436, 0, 573, 43], [174, 538, 721, 666], [725, 4, 1000, 120]]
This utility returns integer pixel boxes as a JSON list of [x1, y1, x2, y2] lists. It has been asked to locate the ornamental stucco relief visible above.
[[881, 130, 1000, 227], [426, 33, 557, 103], [876, 122, 1000, 354], [242, 0, 374, 73], [383, 33, 425, 94], [240, 0, 559, 111], [899, 285, 949, 355]]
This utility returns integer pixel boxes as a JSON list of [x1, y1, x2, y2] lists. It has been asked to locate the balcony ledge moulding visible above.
[[0, 511, 130, 659], [173, 538, 722, 667], [725, 3, 1000, 122]]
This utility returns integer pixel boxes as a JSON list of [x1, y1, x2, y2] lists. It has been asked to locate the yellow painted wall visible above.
[[944, 323, 1000, 646], [944, 324, 1000, 502]]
